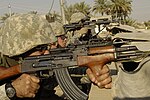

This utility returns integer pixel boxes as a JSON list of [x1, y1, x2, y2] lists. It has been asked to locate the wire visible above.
[[48, 0, 54, 13]]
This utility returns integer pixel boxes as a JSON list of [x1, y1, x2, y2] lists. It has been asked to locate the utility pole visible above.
[[8, 3, 12, 17], [59, 0, 66, 24]]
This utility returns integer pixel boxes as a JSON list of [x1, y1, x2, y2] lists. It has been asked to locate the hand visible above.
[[12, 73, 40, 98], [86, 64, 112, 89]]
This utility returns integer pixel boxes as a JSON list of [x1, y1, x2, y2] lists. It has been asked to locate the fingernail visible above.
[[96, 72, 100, 76], [98, 82, 101, 87], [95, 80, 98, 84], [91, 78, 95, 82], [105, 85, 108, 89]]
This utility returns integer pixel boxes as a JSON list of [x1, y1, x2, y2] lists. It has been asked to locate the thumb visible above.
[[89, 64, 103, 76]]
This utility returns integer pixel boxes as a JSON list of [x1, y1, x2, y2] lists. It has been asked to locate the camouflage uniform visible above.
[[112, 31, 150, 100], [49, 21, 65, 37], [0, 13, 57, 100], [43, 21, 67, 99], [66, 12, 88, 45], [70, 12, 86, 23], [0, 84, 9, 100], [67, 12, 92, 94]]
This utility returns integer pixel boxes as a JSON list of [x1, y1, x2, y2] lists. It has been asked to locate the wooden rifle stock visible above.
[[88, 45, 115, 54], [77, 53, 115, 69], [0, 65, 21, 80], [77, 45, 146, 73]]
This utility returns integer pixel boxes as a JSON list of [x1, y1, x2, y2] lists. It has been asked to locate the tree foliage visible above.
[[0, 12, 15, 23], [1, 0, 149, 30]]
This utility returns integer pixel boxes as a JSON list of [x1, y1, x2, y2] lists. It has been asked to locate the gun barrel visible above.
[[116, 46, 138, 52], [117, 51, 144, 58]]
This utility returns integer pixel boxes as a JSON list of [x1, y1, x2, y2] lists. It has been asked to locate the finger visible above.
[[30, 75, 40, 83], [25, 77, 40, 93], [99, 65, 110, 75], [104, 83, 112, 89], [86, 68, 96, 82], [99, 76, 112, 87], [90, 64, 102, 76], [26, 93, 36, 98], [96, 73, 110, 82], [29, 82, 40, 93], [31, 82, 40, 90]]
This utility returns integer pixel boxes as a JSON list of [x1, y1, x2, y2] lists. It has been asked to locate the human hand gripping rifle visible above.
[[0, 38, 149, 100]]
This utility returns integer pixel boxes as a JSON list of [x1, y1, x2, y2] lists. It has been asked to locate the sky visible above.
[[0, 0, 150, 22]]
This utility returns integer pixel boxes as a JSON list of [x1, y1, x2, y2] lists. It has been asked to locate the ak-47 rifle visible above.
[[63, 17, 118, 43], [0, 38, 149, 100], [63, 17, 114, 34]]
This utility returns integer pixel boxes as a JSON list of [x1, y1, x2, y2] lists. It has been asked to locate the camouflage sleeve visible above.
[[0, 84, 10, 100]]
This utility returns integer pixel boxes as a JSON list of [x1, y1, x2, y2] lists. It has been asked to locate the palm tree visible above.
[[63, 1, 91, 23], [120, 0, 132, 20], [124, 18, 136, 26], [73, 1, 91, 16], [0, 13, 15, 23], [28, 11, 38, 14], [110, 0, 132, 21], [64, 4, 76, 23], [144, 20, 150, 29], [92, 0, 108, 16]]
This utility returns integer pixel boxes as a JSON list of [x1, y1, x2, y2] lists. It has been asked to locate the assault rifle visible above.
[[63, 18, 113, 33], [0, 38, 149, 100], [63, 17, 118, 42]]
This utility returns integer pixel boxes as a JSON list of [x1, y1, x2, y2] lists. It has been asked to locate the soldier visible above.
[[50, 21, 92, 95], [87, 31, 150, 99], [40, 21, 67, 99], [49, 21, 67, 48], [0, 13, 111, 100], [0, 13, 57, 100], [112, 32, 150, 100], [66, 12, 92, 45], [68, 12, 112, 91]]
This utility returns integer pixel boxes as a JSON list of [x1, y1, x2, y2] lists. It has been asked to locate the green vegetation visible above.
[[0, 0, 150, 29]]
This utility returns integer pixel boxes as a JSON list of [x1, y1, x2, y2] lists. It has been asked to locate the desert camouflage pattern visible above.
[[49, 21, 65, 36], [70, 12, 85, 23], [0, 28, 2, 53], [67, 12, 89, 45], [66, 27, 89, 45], [0, 84, 10, 100], [113, 56, 150, 100], [0, 13, 57, 57]]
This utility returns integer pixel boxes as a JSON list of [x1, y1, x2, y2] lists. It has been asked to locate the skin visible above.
[[57, 36, 67, 48], [86, 53, 114, 89], [11, 50, 49, 98], [86, 65, 112, 89], [12, 74, 40, 98], [58, 32, 112, 89], [50, 35, 67, 49], [56, 34, 112, 89], [50, 42, 58, 49], [11, 48, 112, 98]]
